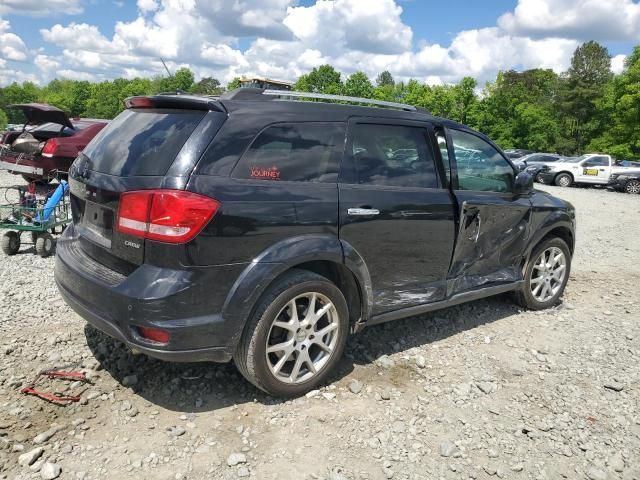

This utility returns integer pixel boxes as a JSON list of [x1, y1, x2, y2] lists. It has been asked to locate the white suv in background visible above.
[[537, 154, 640, 187]]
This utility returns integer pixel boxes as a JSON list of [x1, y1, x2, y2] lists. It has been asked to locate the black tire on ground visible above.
[[35, 232, 55, 257], [514, 236, 571, 310], [554, 173, 573, 187], [535, 173, 545, 183], [234, 269, 349, 398], [624, 179, 640, 194], [1, 231, 20, 255]]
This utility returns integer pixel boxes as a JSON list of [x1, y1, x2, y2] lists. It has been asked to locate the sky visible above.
[[0, 0, 638, 87]]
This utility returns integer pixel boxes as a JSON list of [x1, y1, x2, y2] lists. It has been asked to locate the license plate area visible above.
[[81, 201, 114, 249]]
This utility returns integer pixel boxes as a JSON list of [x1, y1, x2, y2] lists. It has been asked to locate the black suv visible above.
[[54, 89, 575, 397]]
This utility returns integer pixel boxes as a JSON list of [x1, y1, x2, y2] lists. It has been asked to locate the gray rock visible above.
[[380, 389, 391, 400], [608, 453, 624, 473], [167, 426, 185, 437], [415, 355, 426, 368], [348, 380, 363, 394], [18, 447, 44, 466], [40, 462, 62, 480], [476, 382, 497, 394], [604, 382, 624, 392], [33, 426, 62, 444], [237, 466, 250, 477], [587, 467, 608, 480], [122, 374, 138, 387], [227, 452, 247, 466], [439, 440, 460, 458]]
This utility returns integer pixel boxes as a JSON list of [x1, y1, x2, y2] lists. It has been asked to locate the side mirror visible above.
[[514, 171, 534, 195]]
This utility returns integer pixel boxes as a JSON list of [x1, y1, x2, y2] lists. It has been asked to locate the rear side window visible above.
[[83, 109, 204, 176], [232, 123, 345, 182], [341, 123, 439, 188]]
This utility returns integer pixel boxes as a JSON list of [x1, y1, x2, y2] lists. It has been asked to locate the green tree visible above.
[[152, 67, 195, 93], [192, 77, 223, 95], [559, 41, 613, 152], [294, 64, 342, 94], [588, 46, 640, 157], [0, 109, 7, 130], [343, 71, 374, 98], [226, 77, 242, 91], [376, 70, 395, 87]]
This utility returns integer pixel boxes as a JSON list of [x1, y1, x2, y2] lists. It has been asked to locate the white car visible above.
[[537, 154, 640, 187]]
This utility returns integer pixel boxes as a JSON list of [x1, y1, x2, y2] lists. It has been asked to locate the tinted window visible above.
[[341, 123, 439, 188], [450, 129, 514, 193], [232, 123, 345, 182], [83, 109, 204, 176], [583, 156, 609, 167]]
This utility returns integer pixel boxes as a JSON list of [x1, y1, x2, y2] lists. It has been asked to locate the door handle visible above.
[[599, 168, 605, 171], [347, 208, 380, 216]]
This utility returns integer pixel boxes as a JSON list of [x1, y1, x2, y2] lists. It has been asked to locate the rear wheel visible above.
[[515, 237, 571, 310], [1, 231, 20, 255], [35, 233, 54, 257], [555, 173, 573, 187], [234, 269, 349, 397], [625, 179, 640, 194]]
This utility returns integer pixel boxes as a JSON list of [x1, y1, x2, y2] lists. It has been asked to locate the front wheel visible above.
[[555, 173, 573, 187], [515, 237, 571, 310], [535, 173, 545, 183], [625, 179, 640, 194], [1, 231, 20, 255], [234, 269, 349, 397]]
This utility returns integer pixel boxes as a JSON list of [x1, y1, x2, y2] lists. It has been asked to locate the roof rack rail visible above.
[[262, 89, 417, 112]]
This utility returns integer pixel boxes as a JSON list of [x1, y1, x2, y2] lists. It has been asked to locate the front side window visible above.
[[582, 156, 609, 167], [449, 129, 514, 193], [232, 123, 345, 182], [341, 123, 439, 188]]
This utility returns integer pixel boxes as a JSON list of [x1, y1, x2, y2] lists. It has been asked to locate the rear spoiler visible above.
[[124, 95, 226, 113]]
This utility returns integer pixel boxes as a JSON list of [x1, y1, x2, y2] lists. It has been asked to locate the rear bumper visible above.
[[54, 225, 248, 363]]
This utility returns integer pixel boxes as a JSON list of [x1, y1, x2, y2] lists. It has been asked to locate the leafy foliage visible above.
[[0, 41, 637, 159]]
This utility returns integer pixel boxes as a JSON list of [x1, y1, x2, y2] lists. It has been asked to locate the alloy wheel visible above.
[[558, 175, 571, 187], [625, 180, 640, 194], [530, 247, 567, 302], [265, 292, 340, 384]]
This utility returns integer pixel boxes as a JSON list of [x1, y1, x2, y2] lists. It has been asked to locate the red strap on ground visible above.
[[20, 369, 90, 405], [20, 387, 81, 404]]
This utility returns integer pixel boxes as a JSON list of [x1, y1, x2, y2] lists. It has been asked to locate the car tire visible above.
[[535, 173, 545, 183], [35, 233, 55, 257], [515, 236, 571, 310], [1, 231, 20, 256], [554, 173, 573, 187], [624, 179, 640, 194], [234, 269, 349, 398]]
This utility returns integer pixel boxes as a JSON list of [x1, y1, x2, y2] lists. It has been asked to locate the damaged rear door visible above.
[[444, 127, 531, 295]]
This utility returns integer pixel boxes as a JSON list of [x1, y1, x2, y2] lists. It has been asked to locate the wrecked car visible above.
[[0, 103, 107, 183], [54, 88, 576, 397]]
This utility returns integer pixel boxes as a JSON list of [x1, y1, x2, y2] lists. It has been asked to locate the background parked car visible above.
[[0, 103, 107, 183], [608, 171, 640, 194], [517, 153, 564, 182], [504, 148, 534, 160], [537, 153, 640, 188]]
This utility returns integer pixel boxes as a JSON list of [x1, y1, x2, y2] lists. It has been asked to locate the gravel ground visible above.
[[1, 170, 639, 480]]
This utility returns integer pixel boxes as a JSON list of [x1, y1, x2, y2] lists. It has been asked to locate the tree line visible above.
[[1, 40, 638, 158]]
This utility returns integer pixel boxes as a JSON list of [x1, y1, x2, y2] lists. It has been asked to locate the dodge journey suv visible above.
[[55, 88, 575, 397]]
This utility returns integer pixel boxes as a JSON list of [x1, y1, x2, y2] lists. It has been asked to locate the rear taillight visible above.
[[41, 139, 59, 158], [137, 326, 170, 344], [117, 190, 219, 243]]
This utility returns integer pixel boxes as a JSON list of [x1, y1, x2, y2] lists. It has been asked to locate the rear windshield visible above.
[[83, 108, 205, 176]]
